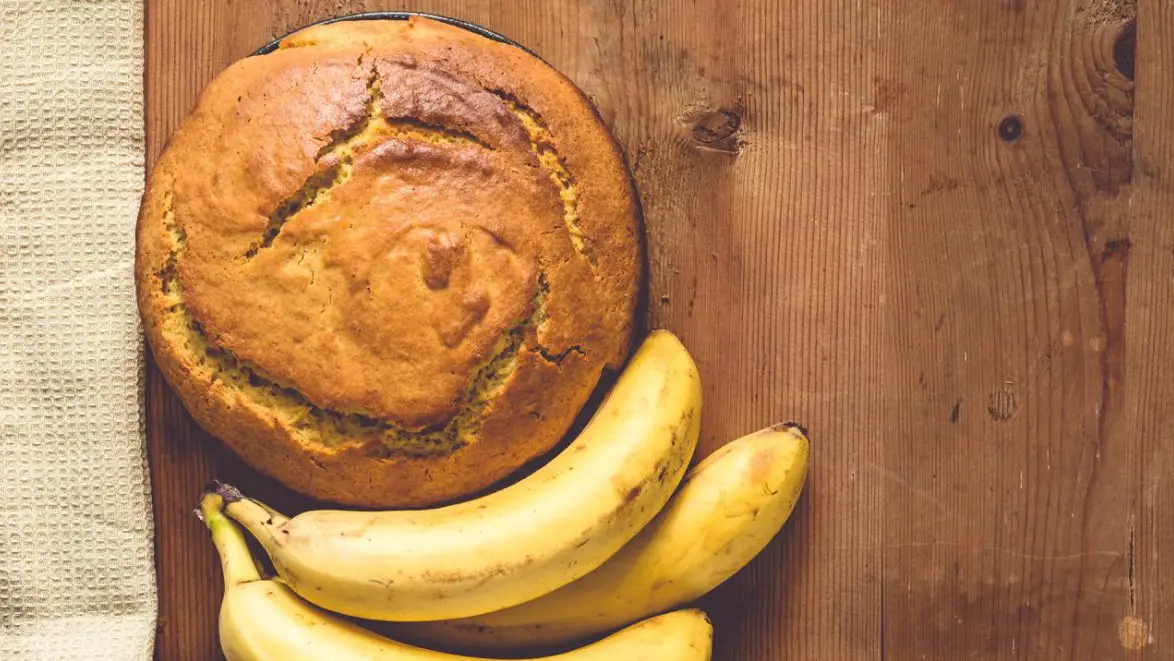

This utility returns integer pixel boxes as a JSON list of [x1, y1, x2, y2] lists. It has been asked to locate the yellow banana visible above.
[[201, 493, 713, 661], [220, 330, 702, 621], [393, 422, 810, 651]]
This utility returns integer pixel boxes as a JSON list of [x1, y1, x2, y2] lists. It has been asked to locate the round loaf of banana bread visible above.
[[136, 17, 642, 507]]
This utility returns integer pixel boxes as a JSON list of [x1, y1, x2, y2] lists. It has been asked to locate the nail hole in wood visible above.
[[997, 116, 1023, 142], [1114, 21, 1136, 81]]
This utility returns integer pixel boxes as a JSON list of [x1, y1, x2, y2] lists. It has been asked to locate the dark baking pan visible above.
[[252, 11, 537, 58]]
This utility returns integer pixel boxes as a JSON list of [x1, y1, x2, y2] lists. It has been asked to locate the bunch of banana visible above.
[[392, 422, 810, 651], [200, 492, 714, 661], [218, 330, 703, 622], [206, 330, 812, 659]]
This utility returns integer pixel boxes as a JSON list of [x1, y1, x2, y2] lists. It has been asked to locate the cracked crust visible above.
[[136, 17, 642, 507]]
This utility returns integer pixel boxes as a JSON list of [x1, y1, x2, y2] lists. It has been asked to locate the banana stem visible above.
[[200, 493, 262, 590], [250, 498, 292, 528], [218, 486, 289, 551]]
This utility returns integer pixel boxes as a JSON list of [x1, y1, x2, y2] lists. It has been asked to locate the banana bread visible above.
[[135, 16, 642, 507]]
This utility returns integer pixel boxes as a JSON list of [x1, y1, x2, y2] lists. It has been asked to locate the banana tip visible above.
[[195, 487, 229, 523], [209, 480, 245, 504], [194, 481, 243, 523], [773, 421, 810, 438]]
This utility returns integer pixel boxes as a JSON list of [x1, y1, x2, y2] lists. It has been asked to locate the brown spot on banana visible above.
[[748, 443, 788, 485], [623, 484, 642, 504], [611, 418, 692, 507]]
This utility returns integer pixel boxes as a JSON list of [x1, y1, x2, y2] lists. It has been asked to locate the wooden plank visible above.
[[880, 0, 1138, 657], [1126, 1, 1174, 659], [144, 0, 1174, 659], [875, 0, 1174, 658]]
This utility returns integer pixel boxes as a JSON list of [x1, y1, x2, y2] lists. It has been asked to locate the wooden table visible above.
[[145, 1, 1172, 659]]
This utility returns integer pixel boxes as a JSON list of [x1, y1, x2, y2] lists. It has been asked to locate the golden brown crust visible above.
[[136, 17, 641, 507]]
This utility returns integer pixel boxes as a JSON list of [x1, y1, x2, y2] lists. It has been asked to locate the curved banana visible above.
[[220, 330, 702, 621], [201, 493, 713, 661], [393, 422, 810, 651]]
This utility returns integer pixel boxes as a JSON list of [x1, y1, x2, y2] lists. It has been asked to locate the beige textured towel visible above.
[[0, 1, 155, 659]]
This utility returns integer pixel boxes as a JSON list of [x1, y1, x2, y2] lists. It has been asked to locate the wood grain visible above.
[[144, 0, 1172, 659], [882, 0, 1141, 656]]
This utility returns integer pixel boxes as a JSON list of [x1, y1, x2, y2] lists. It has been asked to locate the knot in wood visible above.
[[692, 109, 742, 145]]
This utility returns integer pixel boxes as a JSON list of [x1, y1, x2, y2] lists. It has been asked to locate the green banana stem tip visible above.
[[198, 489, 263, 589]]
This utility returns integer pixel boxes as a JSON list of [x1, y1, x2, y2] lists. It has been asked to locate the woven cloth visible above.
[[0, 1, 155, 659]]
